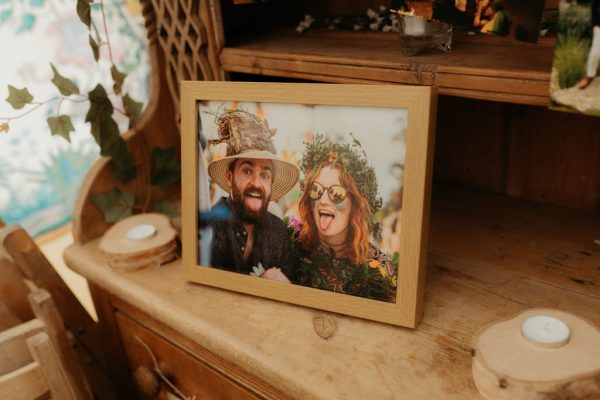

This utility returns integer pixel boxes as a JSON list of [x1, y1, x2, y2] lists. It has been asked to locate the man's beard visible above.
[[231, 183, 270, 224]]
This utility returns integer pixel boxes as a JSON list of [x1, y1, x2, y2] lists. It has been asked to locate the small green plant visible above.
[[0, 0, 180, 223], [554, 35, 590, 89], [557, 4, 592, 43]]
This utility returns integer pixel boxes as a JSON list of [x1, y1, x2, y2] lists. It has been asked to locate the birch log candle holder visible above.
[[99, 213, 178, 272], [471, 308, 600, 400]]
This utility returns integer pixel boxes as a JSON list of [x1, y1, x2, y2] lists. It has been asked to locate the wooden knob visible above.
[[313, 313, 337, 339], [134, 365, 160, 397]]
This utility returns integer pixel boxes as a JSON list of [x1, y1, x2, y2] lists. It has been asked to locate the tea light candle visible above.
[[404, 16, 426, 36], [126, 224, 157, 241], [521, 315, 571, 348]]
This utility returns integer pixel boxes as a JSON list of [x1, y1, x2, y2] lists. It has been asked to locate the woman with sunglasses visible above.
[[289, 134, 398, 303]]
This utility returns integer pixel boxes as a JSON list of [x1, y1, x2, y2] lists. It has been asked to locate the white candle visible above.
[[126, 224, 157, 241], [403, 16, 427, 36], [521, 315, 571, 348]]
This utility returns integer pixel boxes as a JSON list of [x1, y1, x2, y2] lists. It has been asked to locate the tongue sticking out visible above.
[[319, 214, 334, 231], [245, 196, 263, 212]]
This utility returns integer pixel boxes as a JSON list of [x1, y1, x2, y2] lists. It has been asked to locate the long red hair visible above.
[[298, 164, 372, 264]]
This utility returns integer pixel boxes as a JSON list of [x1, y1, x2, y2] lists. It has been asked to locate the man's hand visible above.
[[261, 267, 291, 283]]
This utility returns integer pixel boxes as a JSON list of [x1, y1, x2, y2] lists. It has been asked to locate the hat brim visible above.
[[207, 150, 299, 201]]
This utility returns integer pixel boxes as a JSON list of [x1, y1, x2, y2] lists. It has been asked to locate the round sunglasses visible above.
[[308, 182, 348, 204]]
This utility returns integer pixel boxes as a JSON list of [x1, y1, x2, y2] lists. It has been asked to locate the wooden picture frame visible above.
[[181, 81, 437, 328]]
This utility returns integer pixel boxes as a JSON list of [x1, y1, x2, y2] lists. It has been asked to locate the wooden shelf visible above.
[[430, 184, 600, 300], [64, 184, 600, 399], [220, 30, 555, 106]]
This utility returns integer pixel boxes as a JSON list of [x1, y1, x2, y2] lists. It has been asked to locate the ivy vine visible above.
[[0, 0, 180, 224]]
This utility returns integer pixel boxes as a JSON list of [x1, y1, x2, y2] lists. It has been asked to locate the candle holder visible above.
[[397, 15, 452, 56], [471, 308, 600, 400]]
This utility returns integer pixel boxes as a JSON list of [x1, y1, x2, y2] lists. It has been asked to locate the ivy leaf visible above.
[[76, 0, 91, 28], [47, 115, 75, 142], [50, 63, 79, 96], [151, 147, 181, 189], [86, 84, 113, 123], [90, 117, 119, 155], [110, 65, 126, 95], [90, 116, 137, 183], [152, 199, 180, 218], [111, 154, 137, 183], [6, 85, 33, 110], [92, 187, 135, 223], [123, 94, 143, 122], [89, 34, 99, 62]]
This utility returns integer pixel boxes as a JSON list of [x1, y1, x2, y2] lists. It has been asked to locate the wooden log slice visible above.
[[472, 308, 600, 400], [99, 214, 178, 272]]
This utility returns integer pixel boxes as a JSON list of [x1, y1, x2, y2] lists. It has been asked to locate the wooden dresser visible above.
[[65, 0, 600, 398]]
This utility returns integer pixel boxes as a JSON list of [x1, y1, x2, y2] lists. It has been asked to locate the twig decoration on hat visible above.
[[204, 106, 300, 201], [207, 108, 277, 155]]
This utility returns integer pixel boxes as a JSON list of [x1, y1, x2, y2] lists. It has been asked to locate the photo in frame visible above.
[[181, 82, 437, 328]]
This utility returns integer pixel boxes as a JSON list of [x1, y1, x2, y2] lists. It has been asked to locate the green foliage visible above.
[[152, 199, 180, 218], [86, 85, 113, 122], [86, 85, 137, 183], [89, 35, 100, 62], [123, 94, 143, 122], [555, 36, 590, 89], [50, 64, 79, 96], [76, 0, 91, 28], [47, 115, 75, 141], [151, 147, 181, 189], [110, 65, 126, 95], [89, 116, 137, 183], [111, 154, 137, 183], [6, 85, 33, 110], [293, 245, 396, 302], [92, 187, 135, 223], [558, 4, 592, 43]]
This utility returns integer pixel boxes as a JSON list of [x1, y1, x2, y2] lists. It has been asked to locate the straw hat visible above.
[[207, 109, 299, 201]]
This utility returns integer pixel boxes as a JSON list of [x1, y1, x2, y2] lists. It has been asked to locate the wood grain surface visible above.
[[64, 185, 600, 400]]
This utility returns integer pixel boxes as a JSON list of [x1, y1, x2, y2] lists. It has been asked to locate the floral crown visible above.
[[300, 134, 383, 240]]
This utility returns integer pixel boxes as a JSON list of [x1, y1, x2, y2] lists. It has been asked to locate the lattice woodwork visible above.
[[142, 0, 225, 121]]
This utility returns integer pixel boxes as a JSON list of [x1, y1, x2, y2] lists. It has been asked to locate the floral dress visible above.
[[287, 218, 398, 303]]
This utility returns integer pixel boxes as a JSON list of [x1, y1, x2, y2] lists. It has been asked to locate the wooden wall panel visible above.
[[434, 96, 507, 193], [507, 106, 600, 211], [434, 96, 600, 212]]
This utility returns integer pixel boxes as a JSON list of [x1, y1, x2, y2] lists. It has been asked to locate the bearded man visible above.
[[205, 109, 299, 282]]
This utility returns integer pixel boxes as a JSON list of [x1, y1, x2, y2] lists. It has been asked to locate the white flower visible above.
[[382, 25, 393, 32], [366, 8, 377, 19], [249, 263, 266, 277], [379, 5, 387, 12], [353, 24, 362, 31], [369, 22, 380, 31]]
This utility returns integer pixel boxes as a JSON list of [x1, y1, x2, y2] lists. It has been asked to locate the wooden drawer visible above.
[[115, 309, 285, 400]]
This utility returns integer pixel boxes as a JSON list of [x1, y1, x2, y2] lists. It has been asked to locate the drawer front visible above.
[[116, 311, 261, 400]]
